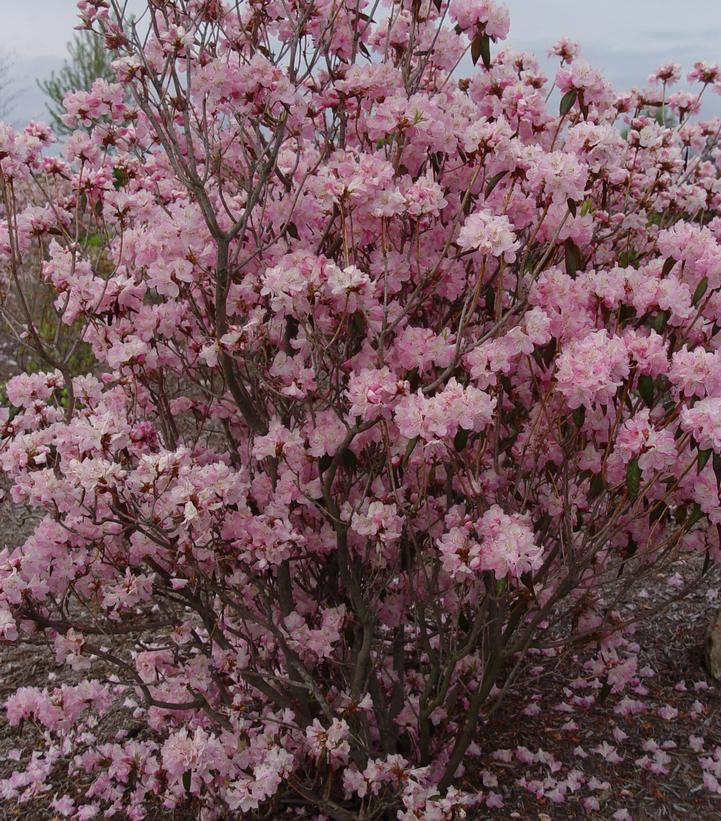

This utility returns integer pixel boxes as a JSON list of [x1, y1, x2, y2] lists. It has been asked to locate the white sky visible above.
[[0, 0, 719, 122], [508, 0, 721, 102], [0, 0, 145, 58], [509, 0, 721, 51]]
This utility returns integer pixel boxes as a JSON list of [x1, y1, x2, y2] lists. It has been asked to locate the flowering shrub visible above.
[[1, 0, 721, 817]]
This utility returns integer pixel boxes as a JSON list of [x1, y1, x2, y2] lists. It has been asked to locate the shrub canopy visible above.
[[1, 1, 721, 817]]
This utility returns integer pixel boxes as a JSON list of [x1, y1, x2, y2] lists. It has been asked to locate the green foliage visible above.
[[38, 31, 115, 135]]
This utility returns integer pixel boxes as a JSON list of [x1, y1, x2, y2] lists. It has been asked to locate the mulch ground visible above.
[[463, 555, 721, 820]]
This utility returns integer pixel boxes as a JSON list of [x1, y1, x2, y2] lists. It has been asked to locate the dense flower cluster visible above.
[[0, 0, 721, 817]]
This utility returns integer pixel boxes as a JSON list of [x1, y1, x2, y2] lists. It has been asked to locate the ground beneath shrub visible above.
[[0, 543, 719, 819], [466, 555, 721, 820]]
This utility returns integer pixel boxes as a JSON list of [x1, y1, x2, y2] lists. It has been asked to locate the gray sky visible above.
[[508, 0, 721, 113], [0, 0, 719, 124]]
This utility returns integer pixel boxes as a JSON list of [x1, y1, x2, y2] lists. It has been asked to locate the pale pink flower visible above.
[[457, 209, 519, 262], [555, 330, 630, 409]]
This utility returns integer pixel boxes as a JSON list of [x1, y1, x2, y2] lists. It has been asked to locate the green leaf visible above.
[[651, 310, 670, 333], [349, 311, 365, 336], [661, 256, 676, 277], [454, 427, 469, 452], [693, 276, 709, 306], [567, 198, 577, 218], [649, 502, 668, 524], [559, 89, 577, 117], [484, 285, 496, 315], [564, 238, 581, 279], [285, 222, 299, 240], [479, 33, 491, 68], [589, 472, 605, 500], [405, 367, 420, 392], [713, 451, 721, 487], [687, 503, 704, 528], [85, 232, 103, 249], [626, 457, 641, 500], [619, 304, 636, 324], [484, 170, 507, 198], [471, 33, 492, 68], [698, 447, 712, 473], [572, 406, 586, 429], [182, 770, 192, 792], [463, 188, 474, 215], [619, 248, 640, 269], [470, 33, 482, 66], [402, 436, 419, 468], [112, 166, 128, 190], [637, 374, 654, 407]]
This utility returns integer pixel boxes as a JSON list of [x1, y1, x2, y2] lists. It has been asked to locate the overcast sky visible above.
[[0, 0, 719, 124]]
